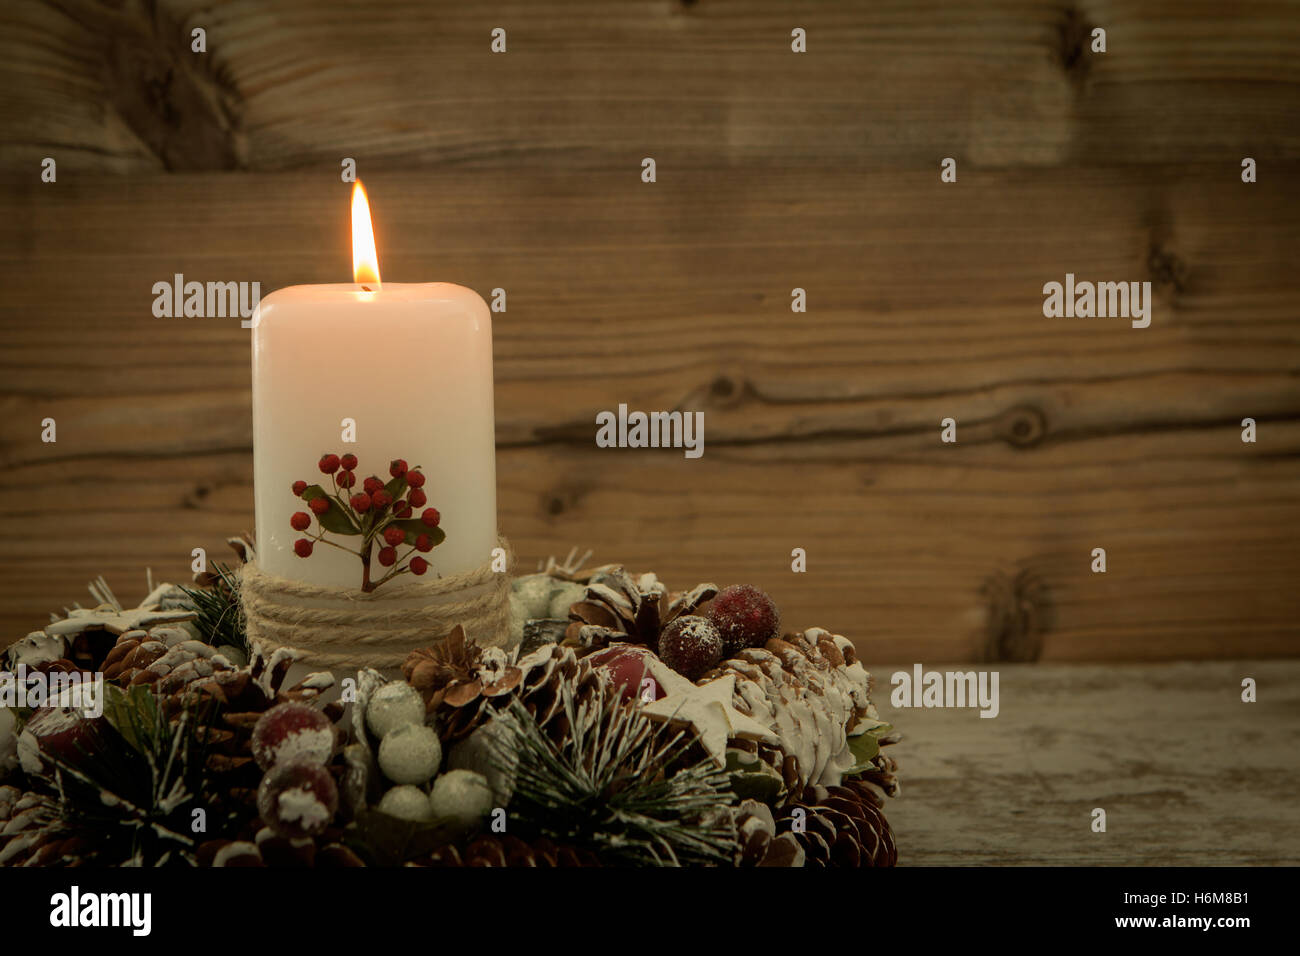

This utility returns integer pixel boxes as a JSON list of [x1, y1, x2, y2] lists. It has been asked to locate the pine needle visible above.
[[488, 682, 737, 866], [180, 562, 247, 654]]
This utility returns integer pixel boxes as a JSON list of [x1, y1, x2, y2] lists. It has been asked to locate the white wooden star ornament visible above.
[[640, 672, 779, 766], [44, 602, 194, 638]]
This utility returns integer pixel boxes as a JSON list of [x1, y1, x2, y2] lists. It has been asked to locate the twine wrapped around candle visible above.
[[239, 539, 515, 672]]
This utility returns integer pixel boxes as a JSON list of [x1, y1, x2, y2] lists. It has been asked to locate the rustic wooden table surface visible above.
[[879, 659, 1300, 865]]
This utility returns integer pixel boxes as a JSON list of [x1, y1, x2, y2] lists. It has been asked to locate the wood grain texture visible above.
[[0, 2, 1298, 660], [880, 660, 1300, 864], [0, 169, 1296, 658], [1, 0, 1298, 173]]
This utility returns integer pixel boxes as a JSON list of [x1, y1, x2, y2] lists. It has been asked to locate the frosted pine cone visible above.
[[565, 566, 717, 652], [708, 628, 895, 802], [405, 633, 606, 745]]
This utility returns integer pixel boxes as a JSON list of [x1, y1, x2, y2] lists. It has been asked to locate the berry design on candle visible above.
[[289, 453, 446, 592]]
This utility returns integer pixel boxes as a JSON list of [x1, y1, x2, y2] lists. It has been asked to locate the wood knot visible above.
[[1147, 243, 1189, 296], [1054, 6, 1095, 87], [102, 8, 246, 170], [996, 405, 1048, 449], [541, 484, 588, 519], [707, 372, 748, 409], [980, 568, 1052, 662], [182, 483, 213, 509]]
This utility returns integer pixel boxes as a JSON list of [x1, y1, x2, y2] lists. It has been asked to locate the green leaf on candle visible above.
[[391, 520, 446, 548], [318, 508, 362, 535], [383, 474, 408, 502], [300, 484, 327, 500], [300, 484, 362, 535]]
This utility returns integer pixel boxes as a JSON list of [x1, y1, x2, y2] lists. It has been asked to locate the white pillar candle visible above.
[[250, 185, 496, 591]]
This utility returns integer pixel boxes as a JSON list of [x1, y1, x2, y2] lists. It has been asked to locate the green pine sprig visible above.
[[488, 684, 738, 866], [41, 685, 223, 866], [180, 562, 247, 655]]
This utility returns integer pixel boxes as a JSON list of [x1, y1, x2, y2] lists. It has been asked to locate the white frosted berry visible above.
[[377, 723, 442, 785], [448, 720, 516, 806], [511, 574, 555, 619], [428, 769, 495, 827], [378, 784, 435, 822], [365, 680, 426, 739]]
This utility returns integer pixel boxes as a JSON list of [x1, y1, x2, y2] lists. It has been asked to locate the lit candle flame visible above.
[[351, 181, 381, 287]]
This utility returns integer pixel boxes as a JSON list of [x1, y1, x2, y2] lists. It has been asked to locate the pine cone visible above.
[[0, 787, 70, 867], [418, 833, 601, 867], [732, 798, 805, 867], [709, 628, 891, 801], [775, 779, 897, 867], [564, 566, 717, 652], [404, 626, 522, 710], [404, 632, 605, 745]]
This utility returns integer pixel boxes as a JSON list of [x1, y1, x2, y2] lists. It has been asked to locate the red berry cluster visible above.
[[288, 453, 445, 592]]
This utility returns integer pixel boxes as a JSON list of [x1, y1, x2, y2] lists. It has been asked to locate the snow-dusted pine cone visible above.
[[404, 634, 605, 745], [707, 628, 895, 802], [564, 566, 717, 653], [102, 633, 239, 694]]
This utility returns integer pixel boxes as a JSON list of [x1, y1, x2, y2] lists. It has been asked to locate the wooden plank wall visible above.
[[0, 1, 1297, 661]]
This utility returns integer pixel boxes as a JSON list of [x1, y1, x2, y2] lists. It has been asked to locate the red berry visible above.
[[291, 480, 308, 496], [377, 546, 397, 567], [657, 616, 723, 680], [372, 490, 393, 509], [294, 539, 314, 558], [394, 502, 413, 519], [383, 526, 406, 546], [290, 512, 311, 531], [421, 508, 441, 528], [309, 497, 330, 515], [363, 476, 385, 495], [336, 469, 356, 488], [406, 470, 426, 488], [704, 585, 781, 657], [389, 459, 408, 478], [414, 534, 433, 552], [318, 454, 340, 474], [350, 493, 372, 513], [251, 702, 336, 771], [591, 645, 666, 703], [408, 488, 427, 508], [410, 557, 429, 575], [257, 757, 338, 839], [340, 453, 358, 470]]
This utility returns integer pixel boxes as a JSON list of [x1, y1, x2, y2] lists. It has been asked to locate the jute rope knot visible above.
[[240, 538, 514, 672]]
